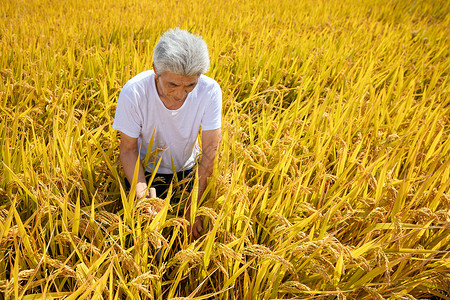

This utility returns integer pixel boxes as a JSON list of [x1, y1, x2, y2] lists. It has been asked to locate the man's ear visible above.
[[153, 62, 158, 78]]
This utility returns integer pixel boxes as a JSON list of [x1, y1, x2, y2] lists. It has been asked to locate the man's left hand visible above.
[[185, 215, 203, 240]]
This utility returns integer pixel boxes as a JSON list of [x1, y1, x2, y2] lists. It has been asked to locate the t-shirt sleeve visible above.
[[112, 86, 142, 138], [200, 83, 222, 131]]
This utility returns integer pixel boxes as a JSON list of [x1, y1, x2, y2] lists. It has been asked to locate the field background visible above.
[[0, 0, 449, 299]]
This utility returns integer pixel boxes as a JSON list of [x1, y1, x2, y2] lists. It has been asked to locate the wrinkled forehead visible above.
[[162, 71, 199, 86]]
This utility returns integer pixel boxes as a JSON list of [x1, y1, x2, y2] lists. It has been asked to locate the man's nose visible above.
[[175, 88, 187, 100]]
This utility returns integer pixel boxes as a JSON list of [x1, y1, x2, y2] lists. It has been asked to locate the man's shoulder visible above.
[[198, 74, 221, 91], [122, 70, 155, 92]]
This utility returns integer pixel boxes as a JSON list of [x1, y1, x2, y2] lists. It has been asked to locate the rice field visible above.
[[0, 0, 449, 299]]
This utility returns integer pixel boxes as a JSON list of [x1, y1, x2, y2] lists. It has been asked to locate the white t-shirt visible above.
[[112, 70, 222, 174]]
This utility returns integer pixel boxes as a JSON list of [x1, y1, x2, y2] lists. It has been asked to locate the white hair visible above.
[[153, 28, 210, 76]]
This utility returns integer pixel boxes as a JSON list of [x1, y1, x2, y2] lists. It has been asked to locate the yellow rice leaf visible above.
[[91, 264, 112, 300], [2, 162, 38, 205], [334, 252, 344, 284], [72, 193, 81, 236], [351, 239, 379, 258], [13, 206, 37, 265], [87, 248, 111, 274], [1, 204, 15, 238], [22, 293, 71, 300], [203, 212, 222, 269]]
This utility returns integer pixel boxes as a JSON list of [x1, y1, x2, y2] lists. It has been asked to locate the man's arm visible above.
[[184, 128, 221, 239], [198, 128, 221, 200], [119, 132, 148, 198]]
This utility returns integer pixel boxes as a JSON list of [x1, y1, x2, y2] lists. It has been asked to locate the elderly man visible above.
[[112, 29, 222, 240]]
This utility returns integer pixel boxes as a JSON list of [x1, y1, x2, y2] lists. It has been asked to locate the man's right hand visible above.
[[141, 187, 161, 216], [136, 182, 149, 199]]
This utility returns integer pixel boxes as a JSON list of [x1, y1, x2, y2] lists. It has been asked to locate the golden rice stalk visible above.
[[0, 225, 19, 244], [0, 207, 8, 223], [75, 262, 97, 289], [162, 217, 189, 229], [216, 243, 243, 262], [131, 270, 161, 284], [116, 250, 140, 274], [77, 218, 97, 242], [360, 286, 386, 300], [244, 244, 272, 257], [96, 211, 121, 227], [3, 279, 23, 298], [135, 196, 169, 217], [368, 207, 388, 222], [147, 229, 168, 249], [374, 248, 393, 283], [17, 269, 35, 281], [0, 270, 34, 296], [172, 249, 204, 266], [244, 244, 295, 273], [411, 207, 438, 224], [267, 254, 296, 274], [35, 253, 77, 278], [279, 281, 311, 293], [196, 206, 219, 221], [354, 256, 371, 273], [128, 283, 152, 299], [0, 280, 7, 294], [128, 271, 161, 298], [217, 229, 239, 244], [435, 210, 450, 222], [56, 232, 101, 256]]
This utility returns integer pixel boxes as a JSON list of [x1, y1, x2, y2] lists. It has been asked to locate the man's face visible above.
[[155, 71, 199, 108]]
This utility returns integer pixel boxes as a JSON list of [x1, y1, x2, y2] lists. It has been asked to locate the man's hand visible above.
[[136, 182, 149, 199], [144, 187, 160, 216], [185, 213, 203, 240]]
